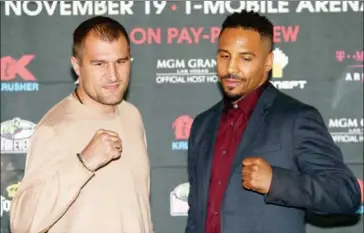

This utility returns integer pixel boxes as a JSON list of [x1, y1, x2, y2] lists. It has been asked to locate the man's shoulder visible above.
[[274, 90, 318, 114], [118, 100, 145, 128], [36, 95, 73, 130], [118, 100, 142, 117], [29, 102, 68, 150], [273, 90, 323, 123]]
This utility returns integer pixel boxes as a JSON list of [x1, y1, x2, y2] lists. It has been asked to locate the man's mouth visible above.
[[103, 83, 120, 91], [223, 79, 243, 88]]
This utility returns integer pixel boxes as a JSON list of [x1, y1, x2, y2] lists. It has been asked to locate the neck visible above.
[[74, 87, 117, 116]]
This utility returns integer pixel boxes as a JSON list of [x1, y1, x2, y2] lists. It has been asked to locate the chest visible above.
[[59, 119, 149, 177]]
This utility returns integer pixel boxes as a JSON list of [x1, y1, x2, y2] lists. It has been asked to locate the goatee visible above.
[[224, 92, 243, 103]]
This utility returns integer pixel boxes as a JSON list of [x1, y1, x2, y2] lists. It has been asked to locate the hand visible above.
[[80, 129, 123, 171], [242, 157, 273, 194]]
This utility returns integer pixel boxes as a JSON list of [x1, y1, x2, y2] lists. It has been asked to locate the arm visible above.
[[265, 106, 361, 214], [138, 111, 149, 195], [138, 111, 154, 233], [10, 125, 95, 233], [185, 119, 198, 233]]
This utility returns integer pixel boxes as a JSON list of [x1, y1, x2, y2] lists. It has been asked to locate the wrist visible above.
[[77, 153, 95, 172]]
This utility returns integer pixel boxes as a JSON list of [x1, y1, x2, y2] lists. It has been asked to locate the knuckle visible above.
[[100, 134, 109, 141]]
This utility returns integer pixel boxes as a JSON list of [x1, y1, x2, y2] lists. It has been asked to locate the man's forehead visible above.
[[218, 28, 270, 53], [220, 28, 260, 40]]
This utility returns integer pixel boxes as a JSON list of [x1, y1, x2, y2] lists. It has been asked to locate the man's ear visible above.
[[70, 56, 80, 76], [265, 51, 273, 72]]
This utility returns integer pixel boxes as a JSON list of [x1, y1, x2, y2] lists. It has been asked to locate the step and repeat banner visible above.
[[1, 1, 363, 233]]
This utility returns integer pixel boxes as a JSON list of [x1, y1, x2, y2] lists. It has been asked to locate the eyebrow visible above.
[[90, 56, 130, 63], [218, 49, 256, 56]]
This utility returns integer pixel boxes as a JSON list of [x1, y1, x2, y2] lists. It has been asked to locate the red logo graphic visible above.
[[335, 50, 364, 68], [129, 25, 298, 45], [358, 179, 364, 203], [1, 55, 36, 81], [172, 115, 193, 140]]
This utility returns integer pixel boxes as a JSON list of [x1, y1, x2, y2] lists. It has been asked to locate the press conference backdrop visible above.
[[0, 1, 363, 233]]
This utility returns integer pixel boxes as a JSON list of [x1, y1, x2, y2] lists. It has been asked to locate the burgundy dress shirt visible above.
[[205, 84, 266, 233]]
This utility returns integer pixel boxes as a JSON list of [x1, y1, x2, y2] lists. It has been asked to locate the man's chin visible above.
[[100, 96, 124, 106], [223, 91, 243, 102], [219, 84, 243, 101]]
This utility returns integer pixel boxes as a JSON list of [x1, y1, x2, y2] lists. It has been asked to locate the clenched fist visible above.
[[242, 157, 272, 194], [79, 129, 123, 171]]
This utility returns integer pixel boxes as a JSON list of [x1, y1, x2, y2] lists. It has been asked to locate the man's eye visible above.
[[242, 57, 252, 61]]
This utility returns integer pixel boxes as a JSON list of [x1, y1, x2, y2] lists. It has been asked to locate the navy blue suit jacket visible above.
[[185, 83, 361, 233]]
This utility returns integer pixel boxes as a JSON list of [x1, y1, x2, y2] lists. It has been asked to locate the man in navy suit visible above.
[[185, 10, 361, 233]]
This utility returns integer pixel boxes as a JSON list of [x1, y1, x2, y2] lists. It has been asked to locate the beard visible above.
[[219, 74, 244, 102], [97, 94, 124, 105], [223, 90, 243, 102]]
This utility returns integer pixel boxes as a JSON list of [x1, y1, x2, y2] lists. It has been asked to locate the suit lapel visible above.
[[228, 83, 278, 182], [199, 102, 223, 219]]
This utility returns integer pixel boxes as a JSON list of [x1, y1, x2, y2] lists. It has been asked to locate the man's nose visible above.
[[108, 64, 118, 81], [227, 59, 238, 75]]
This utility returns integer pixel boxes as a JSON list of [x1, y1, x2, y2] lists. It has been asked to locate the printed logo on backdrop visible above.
[[357, 179, 364, 214], [4, 1, 363, 16], [172, 115, 193, 151], [130, 25, 299, 45], [156, 58, 218, 84], [1, 55, 39, 92], [170, 182, 190, 216], [328, 118, 363, 144], [335, 50, 363, 83], [270, 48, 307, 90], [130, 26, 220, 45], [1, 118, 37, 154], [1, 182, 20, 217], [182, 1, 364, 15], [331, 49, 363, 112]]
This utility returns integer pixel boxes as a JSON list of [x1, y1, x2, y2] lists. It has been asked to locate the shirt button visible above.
[[222, 150, 227, 155], [230, 122, 234, 126], [218, 181, 222, 185], [214, 212, 218, 215], [233, 104, 238, 109]]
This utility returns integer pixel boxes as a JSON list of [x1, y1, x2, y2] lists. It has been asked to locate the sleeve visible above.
[[141, 117, 150, 197], [136, 110, 154, 232], [185, 118, 198, 233], [10, 125, 95, 233], [265, 106, 361, 214]]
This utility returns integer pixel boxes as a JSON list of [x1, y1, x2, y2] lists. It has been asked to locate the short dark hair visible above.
[[72, 16, 130, 59], [220, 10, 274, 51]]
